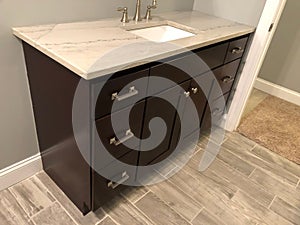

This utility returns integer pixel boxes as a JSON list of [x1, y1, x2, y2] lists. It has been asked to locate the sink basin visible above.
[[129, 25, 195, 43]]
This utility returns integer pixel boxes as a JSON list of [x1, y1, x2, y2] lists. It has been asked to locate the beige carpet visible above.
[[238, 95, 300, 165]]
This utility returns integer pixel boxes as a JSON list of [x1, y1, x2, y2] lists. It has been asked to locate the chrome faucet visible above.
[[133, 0, 158, 22], [145, 0, 158, 20], [133, 0, 142, 22]]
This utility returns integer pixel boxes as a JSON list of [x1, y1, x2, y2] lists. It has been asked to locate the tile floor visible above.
[[1, 131, 300, 225], [1, 89, 299, 225]]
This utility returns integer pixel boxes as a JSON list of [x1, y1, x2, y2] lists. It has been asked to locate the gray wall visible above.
[[0, 0, 194, 170], [259, 0, 300, 93], [193, 0, 266, 26]]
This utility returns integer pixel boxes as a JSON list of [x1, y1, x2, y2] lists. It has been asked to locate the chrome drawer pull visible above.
[[231, 47, 244, 54], [191, 87, 198, 94], [183, 91, 190, 98], [107, 171, 130, 189], [110, 129, 134, 146], [112, 86, 139, 101], [221, 76, 234, 83]]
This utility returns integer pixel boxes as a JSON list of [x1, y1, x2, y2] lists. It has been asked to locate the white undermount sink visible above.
[[129, 25, 196, 43]]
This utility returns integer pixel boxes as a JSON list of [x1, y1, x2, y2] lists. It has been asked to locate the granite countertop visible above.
[[13, 11, 255, 80]]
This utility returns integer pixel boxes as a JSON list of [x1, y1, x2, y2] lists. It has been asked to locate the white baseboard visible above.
[[254, 78, 300, 106], [0, 153, 43, 191]]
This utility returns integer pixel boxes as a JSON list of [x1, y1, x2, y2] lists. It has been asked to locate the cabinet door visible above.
[[170, 72, 214, 151], [138, 82, 190, 166]]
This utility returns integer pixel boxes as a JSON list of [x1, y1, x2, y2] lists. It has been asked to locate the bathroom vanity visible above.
[[13, 11, 254, 214]]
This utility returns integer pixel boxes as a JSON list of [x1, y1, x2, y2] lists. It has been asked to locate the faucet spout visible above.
[[133, 0, 142, 22]]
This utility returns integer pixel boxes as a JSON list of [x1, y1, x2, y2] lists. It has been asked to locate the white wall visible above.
[[259, 0, 300, 93], [0, 0, 194, 170], [193, 0, 267, 26]]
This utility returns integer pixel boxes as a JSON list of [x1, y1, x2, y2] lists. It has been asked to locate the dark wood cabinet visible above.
[[22, 34, 251, 215]]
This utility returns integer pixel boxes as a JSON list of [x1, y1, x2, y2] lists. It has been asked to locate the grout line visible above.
[[96, 215, 120, 225], [146, 190, 193, 225], [53, 200, 80, 225], [121, 190, 150, 204], [30, 201, 57, 219], [107, 215, 121, 225], [190, 206, 204, 222], [248, 167, 257, 178], [249, 144, 258, 152], [268, 195, 277, 209], [95, 215, 109, 225], [125, 193, 157, 225]]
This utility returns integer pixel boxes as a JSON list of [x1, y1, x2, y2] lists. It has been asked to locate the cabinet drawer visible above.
[[213, 59, 241, 96], [201, 93, 230, 132], [224, 37, 248, 63], [93, 69, 149, 119], [94, 101, 144, 167], [92, 150, 138, 211], [195, 42, 229, 69], [148, 54, 199, 95]]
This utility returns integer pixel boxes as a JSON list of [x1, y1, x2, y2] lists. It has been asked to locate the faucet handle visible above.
[[117, 7, 129, 23]]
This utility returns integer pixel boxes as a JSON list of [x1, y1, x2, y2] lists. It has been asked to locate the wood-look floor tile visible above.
[[169, 168, 253, 225], [185, 150, 238, 199], [217, 147, 256, 176], [192, 209, 226, 225], [32, 202, 76, 225], [252, 145, 300, 178], [270, 197, 300, 225], [232, 191, 293, 225], [222, 135, 299, 187], [97, 216, 117, 225], [0, 190, 33, 225], [197, 153, 274, 207], [148, 179, 203, 221], [8, 176, 55, 217], [250, 168, 300, 209], [135, 192, 190, 225], [223, 132, 257, 151], [36, 172, 105, 225], [121, 186, 149, 203], [103, 195, 154, 225]]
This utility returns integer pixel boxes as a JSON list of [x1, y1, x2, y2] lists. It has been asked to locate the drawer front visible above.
[[94, 101, 144, 167], [93, 69, 149, 119], [224, 37, 248, 63], [92, 150, 138, 211], [195, 42, 229, 69], [148, 54, 201, 95], [213, 59, 241, 97], [148, 42, 228, 95], [201, 93, 230, 132]]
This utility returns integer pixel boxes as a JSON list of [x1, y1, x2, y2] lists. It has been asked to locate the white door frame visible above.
[[225, 0, 287, 131]]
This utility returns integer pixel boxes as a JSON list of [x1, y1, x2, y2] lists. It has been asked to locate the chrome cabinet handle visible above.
[[191, 87, 198, 94], [221, 76, 234, 83], [231, 47, 244, 54], [183, 91, 190, 98], [112, 86, 138, 101], [110, 129, 134, 146], [107, 171, 130, 189]]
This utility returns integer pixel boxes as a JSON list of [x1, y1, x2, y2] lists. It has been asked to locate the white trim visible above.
[[225, 0, 287, 131], [255, 78, 300, 106], [0, 153, 42, 190]]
